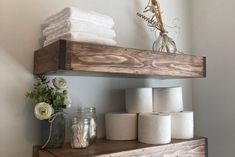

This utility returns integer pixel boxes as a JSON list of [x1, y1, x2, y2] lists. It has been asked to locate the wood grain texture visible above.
[[33, 137, 207, 157], [34, 40, 206, 78], [34, 41, 60, 74], [33, 146, 55, 157]]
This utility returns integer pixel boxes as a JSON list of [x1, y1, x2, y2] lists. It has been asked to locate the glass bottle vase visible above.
[[152, 32, 177, 53]]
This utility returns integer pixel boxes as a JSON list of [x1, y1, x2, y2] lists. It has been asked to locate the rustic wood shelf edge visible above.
[[34, 40, 206, 78], [33, 136, 208, 157]]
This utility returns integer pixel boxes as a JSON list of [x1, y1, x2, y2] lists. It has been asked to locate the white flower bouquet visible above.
[[26, 75, 72, 120]]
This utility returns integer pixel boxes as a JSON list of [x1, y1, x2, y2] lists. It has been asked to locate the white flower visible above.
[[34, 102, 54, 120], [64, 96, 72, 108], [52, 78, 67, 90]]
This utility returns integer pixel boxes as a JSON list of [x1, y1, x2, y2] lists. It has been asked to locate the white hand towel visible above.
[[43, 20, 116, 39], [43, 7, 114, 29], [43, 32, 117, 46]]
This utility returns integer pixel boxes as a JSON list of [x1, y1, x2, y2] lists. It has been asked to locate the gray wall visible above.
[[192, 0, 235, 156], [0, 0, 192, 156]]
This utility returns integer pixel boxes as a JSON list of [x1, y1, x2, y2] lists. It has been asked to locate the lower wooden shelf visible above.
[[33, 136, 208, 157]]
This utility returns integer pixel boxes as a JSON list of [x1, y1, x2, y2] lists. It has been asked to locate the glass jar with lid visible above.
[[71, 117, 90, 148], [78, 107, 97, 143]]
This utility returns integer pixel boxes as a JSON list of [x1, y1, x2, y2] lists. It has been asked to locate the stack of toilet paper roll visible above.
[[105, 88, 152, 141], [105, 87, 194, 145], [153, 87, 194, 140]]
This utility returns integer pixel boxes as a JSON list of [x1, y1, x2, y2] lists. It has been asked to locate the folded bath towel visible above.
[[44, 32, 117, 46], [43, 20, 116, 39], [43, 7, 114, 29]]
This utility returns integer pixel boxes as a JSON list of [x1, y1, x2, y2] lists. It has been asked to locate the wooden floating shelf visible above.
[[34, 40, 206, 78], [33, 136, 208, 157]]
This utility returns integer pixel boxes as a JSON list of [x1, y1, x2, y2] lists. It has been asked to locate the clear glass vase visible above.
[[152, 32, 177, 53]]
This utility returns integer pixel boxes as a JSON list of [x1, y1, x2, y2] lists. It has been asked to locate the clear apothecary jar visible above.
[[78, 107, 97, 144], [71, 117, 90, 148]]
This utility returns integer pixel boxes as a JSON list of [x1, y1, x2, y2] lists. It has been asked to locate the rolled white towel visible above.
[[44, 32, 117, 46], [43, 20, 116, 39], [43, 7, 114, 29]]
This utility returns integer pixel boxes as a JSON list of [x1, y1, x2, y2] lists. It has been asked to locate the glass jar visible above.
[[71, 117, 90, 148], [152, 32, 177, 53], [78, 107, 97, 144], [85, 107, 97, 143]]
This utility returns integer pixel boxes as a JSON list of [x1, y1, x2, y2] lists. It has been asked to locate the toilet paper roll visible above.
[[138, 113, 171, 144], [125, 88, 153, 113], [153, 87, 183, 113], [171, 111, 194, 139], [105, 113, 137, 140]]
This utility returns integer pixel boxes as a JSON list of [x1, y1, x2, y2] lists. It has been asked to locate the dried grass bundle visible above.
[[137, 0, 178, 53], [137, 0, 166, 34]]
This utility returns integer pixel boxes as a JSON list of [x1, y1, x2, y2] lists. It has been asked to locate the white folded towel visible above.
[[44, 32, 117, 46], [43, 7, 114, 29], [43, 20, 116, 39]]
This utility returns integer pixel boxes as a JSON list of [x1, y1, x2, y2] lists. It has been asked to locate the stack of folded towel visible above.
[[42, 7, 117, 46]]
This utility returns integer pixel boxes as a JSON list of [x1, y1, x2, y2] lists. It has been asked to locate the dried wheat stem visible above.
[[137, 12, 161, 30], [151, 0, 166, 33]]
